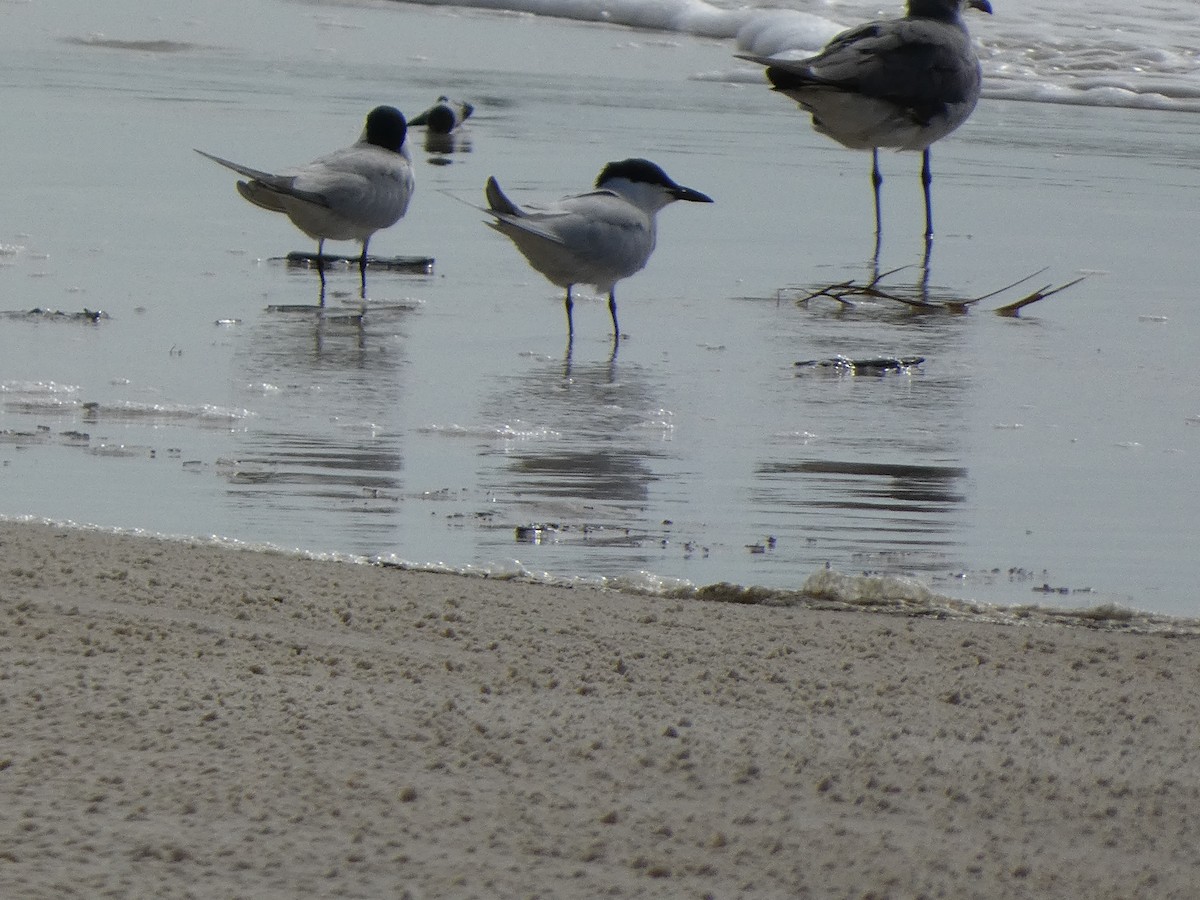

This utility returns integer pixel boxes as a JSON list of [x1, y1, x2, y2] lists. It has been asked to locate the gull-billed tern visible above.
[[484, 158, 713, 342], [196, 105, 415, 301]]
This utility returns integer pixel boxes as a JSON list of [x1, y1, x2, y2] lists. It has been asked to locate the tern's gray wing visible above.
[[288, 145, 413, 228], [485, 208, 569, 247], [486, 187, 654, 289], [555, 190, 649, 235], [489, 189, 644, 250], [194, 149, 332, 210], [529, 191, 653, 271]]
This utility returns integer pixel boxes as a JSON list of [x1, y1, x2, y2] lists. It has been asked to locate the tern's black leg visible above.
[[871, 148, 883, 237], [921, 148, 934, 240], [564, 285, 575, 339], [608, 290, 620, 343]]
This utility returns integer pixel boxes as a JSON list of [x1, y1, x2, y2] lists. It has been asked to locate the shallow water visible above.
[[2, 0, 1198, 617]]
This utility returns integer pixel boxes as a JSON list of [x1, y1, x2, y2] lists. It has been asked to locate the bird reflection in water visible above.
[[483, 344, 670, 516], [423, 129, 473, 165]]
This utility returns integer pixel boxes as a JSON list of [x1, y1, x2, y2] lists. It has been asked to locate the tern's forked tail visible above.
[[485, 177, 522, 217]]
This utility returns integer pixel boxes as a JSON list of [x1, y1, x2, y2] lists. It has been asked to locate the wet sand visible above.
[[1, 519, 1197, 898]]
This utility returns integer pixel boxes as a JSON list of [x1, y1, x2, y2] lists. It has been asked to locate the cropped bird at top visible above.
[[483, 158, 713, 343], [196, 105, 415, 302], [739, 0, 992, 241]]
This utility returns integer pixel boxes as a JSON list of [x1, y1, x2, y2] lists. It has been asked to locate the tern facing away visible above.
[[196, 105, 414, 301], [484, 159, 713, 342], [740, 0, 992, 240], [409, 96, 474, 134]]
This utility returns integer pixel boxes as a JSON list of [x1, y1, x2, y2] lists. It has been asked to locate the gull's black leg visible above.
[[921, 148, 934, 239], [359, 237, 370, 300], [871, 148, 883, 237], [608, 289, 620, 344]]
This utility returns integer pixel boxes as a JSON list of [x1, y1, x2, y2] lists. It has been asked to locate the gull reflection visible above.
[[758, 284, 975, 577]]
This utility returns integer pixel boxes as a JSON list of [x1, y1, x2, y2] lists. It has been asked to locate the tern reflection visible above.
[[223, 306, 408, 548], [423, 129, 473, 164], [482, 347, 670, 511]]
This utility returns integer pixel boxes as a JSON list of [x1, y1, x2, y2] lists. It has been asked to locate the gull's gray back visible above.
[[805, 17, 981, 114]]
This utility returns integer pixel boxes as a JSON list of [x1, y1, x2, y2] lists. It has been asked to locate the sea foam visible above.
[[409, 0, 1200, 112]]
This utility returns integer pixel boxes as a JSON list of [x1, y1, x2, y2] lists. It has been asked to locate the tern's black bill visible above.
[[674, 186, 714, 203]]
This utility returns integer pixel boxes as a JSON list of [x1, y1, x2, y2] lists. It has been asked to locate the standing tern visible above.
[[739, 0, 992, 241], [196, 105, 415, 301], [483, 158, 713, 342]]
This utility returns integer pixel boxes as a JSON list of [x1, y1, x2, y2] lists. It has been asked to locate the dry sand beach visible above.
[[2, 519, 1198, 898]]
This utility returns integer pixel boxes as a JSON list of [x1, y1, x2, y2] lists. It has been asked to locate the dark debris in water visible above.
[[680, 571, 1200, 634], [514, 523, 645, 548], [794, 355, 924, 375], [511, 521, 711, 558], [794, 266, 1086, 316], [61, 37, 199, 53], [1032, 583, 1095, 596], [0, 308, 107, 324], [514, 524, 555, 544], [0, 426, 91, 446], [280, 252, 435, 275]]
